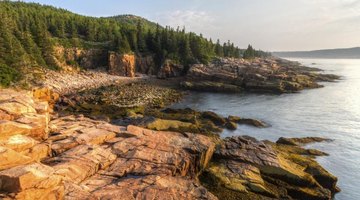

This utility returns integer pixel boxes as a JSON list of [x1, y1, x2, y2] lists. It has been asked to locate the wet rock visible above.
[[201, 111, 226, 126], [225, 121, 237, 130], [238, 118, 267, 128], [201, 136, 339, 200], [277, 137, 333, 146]]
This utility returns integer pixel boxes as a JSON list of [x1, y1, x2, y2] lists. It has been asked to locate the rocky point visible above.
[[182, 57, 340, 93], [0, 88, 339, 200]]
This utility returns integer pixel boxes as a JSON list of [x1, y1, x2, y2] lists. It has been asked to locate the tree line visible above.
[[0, 1, 269, 87]]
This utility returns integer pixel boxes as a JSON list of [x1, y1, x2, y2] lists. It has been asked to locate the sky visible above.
[[22, 0, 360, 51]]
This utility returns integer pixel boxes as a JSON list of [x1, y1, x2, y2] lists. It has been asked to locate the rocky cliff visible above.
[[0, 89, 339, 200], [53, 46, 108, 71], [108, 52, 136, 77], [0, 89, 216, 199]]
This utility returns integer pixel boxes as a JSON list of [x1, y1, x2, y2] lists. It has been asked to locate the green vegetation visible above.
[[243, 45, 271, 59], [0, 1, 270, 87], [0, 64, 21, 87]]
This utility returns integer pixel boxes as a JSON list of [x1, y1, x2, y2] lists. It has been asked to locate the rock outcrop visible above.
[[0, 89, 217, 199], [136, 55, 157, 75], [183, 57, 340, 93], [200, 136, 339, 200], [0, 89, 340, 200], [53, 46, 107, 71], [108, 52, 136, 77], [0, 89, 51, 171], [157, 59, 184, 79]]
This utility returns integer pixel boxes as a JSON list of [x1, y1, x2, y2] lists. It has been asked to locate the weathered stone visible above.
[[0, 146, 33, 170], [0, 110, 13, 121], [0, 121, 34, 139], [110, 125, 216, 178], [0, 101, 36, 116], [48, 115, 122, 154], [46, 145, 117, 184], [0, 135, 38, 152], [108, 52, 135, 77], [185, 57, 339, 93], [82, 175, 218, 200], [0, 163, 61, 193], [32, 87, 59, 111], [201, 136, 339, 200], [157, 59, 184, 79]]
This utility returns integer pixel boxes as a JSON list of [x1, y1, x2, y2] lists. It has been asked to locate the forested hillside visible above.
[[0, 1, 269, 87]]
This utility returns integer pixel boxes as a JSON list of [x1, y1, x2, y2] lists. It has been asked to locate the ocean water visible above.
[[171, 58, 360, 200]]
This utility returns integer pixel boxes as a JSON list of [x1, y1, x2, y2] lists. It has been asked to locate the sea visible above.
[[171, 58, 360, 200]]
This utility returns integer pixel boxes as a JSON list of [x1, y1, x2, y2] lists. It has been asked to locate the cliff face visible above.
[[53, 46, 108, 71], [157, 59, 184, 79], [108, 52, 136, 77], [136, 55, 157, 75]]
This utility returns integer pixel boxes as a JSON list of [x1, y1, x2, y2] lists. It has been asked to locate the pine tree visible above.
[[215, 39, 223, 57], [136, 20, 147, 52]]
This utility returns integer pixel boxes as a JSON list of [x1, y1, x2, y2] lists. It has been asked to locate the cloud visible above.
[[154, 10, 215, 32]]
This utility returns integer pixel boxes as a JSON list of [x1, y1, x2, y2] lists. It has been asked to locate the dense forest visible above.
[[0, 1, 269, 87]]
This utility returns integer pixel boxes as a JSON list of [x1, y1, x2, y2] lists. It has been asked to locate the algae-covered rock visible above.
[[277, 137, 333, 146], [145, 118, 198, 132], [201, 111, 227, 126], [181, 81, 243, 93], [201, 136, 339, 200], [225, 121, 237, 130]]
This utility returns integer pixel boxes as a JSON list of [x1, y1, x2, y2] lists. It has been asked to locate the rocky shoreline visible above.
[[0, 57, 341, 200], [182, 57, 340, 93]]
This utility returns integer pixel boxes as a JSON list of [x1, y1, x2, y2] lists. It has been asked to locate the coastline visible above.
[[0, 57, 341, 199]]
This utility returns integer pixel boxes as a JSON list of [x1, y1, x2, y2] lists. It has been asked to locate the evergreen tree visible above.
[[136, 20, 147, 52]]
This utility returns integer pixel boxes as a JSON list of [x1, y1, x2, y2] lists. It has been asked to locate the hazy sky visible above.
[[23, 0, 360, 51]]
